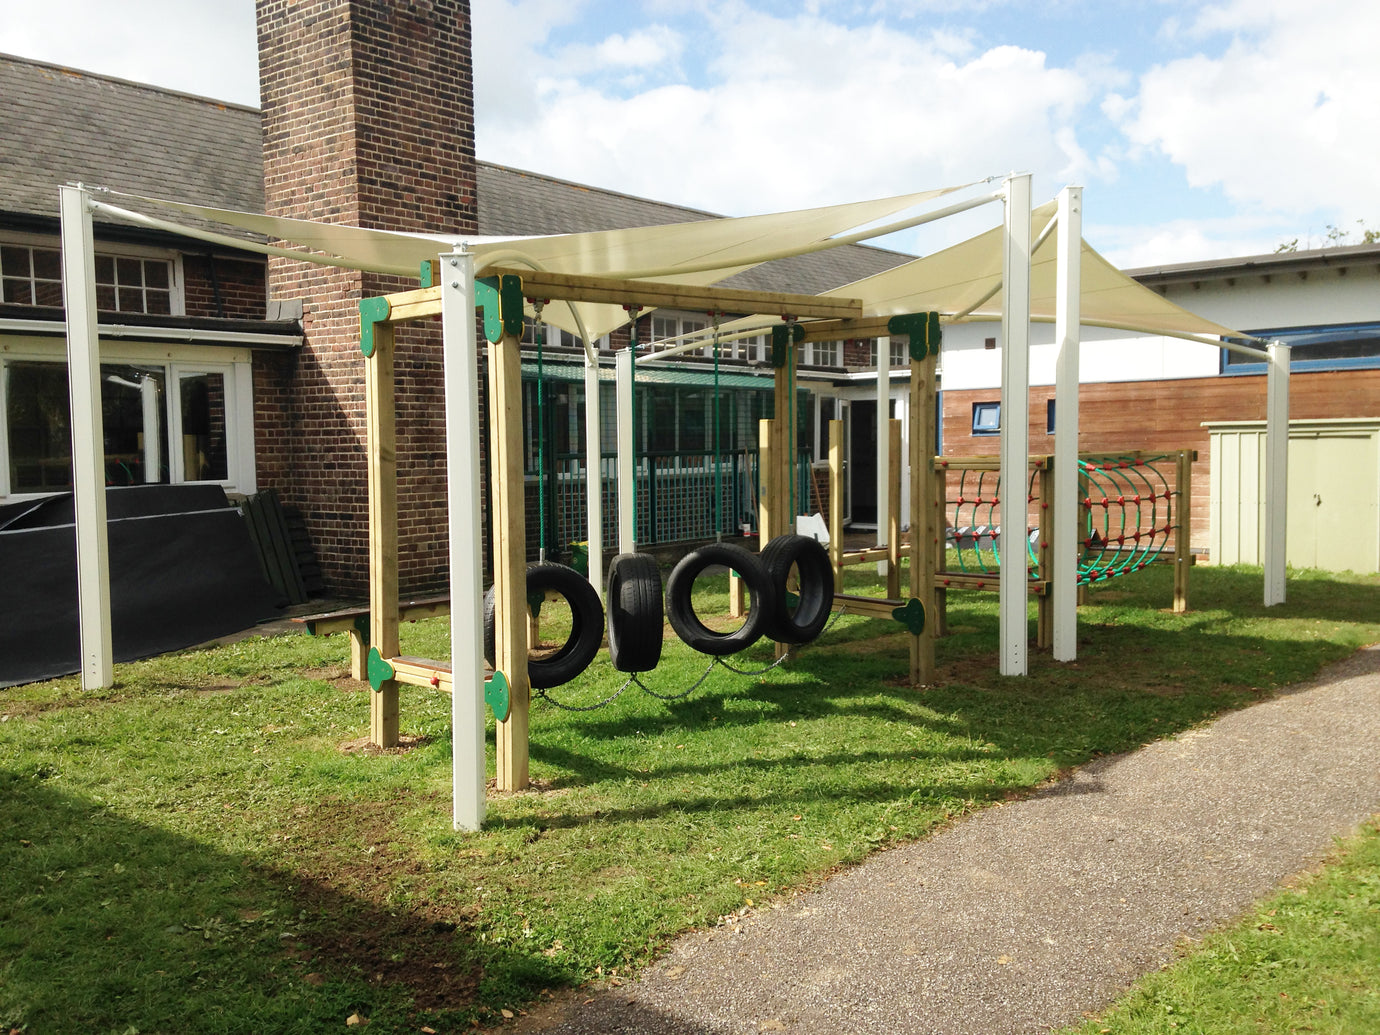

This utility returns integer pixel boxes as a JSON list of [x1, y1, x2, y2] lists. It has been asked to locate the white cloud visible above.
[[1117, 0, 1380, 221], [0, 0, 258, 105], [477, 5, 1103, 221]]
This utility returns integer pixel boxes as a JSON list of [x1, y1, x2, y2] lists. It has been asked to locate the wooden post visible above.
[[489, 330, 531, 791], [909, 348, 938, 684], [931, 462, 948, 638], [1173, 448, 1194, 613], [366, 321, 400, 747], [828, 419, 844, 583], [887, 419, 902, 601], [1036, 460, 1053, 648]]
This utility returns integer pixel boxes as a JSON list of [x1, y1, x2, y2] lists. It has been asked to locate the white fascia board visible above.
[[0, 318, 301, 349]]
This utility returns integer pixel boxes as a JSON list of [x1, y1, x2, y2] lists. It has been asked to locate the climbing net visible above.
[[943, 453, 1181, 586]]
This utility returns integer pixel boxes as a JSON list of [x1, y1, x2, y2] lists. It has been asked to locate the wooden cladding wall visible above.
[[941, 368, 1380, 554]]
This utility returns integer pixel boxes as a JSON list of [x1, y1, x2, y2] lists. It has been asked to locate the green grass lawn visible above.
[[2, 562, 1378, 1033]]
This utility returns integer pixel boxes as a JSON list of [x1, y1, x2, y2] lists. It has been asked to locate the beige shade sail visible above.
[[94, 183, 975, 342], [714, 199, 1244, 344]]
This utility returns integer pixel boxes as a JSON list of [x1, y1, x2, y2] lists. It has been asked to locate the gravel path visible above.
[[511, 644, 1380, 1035]]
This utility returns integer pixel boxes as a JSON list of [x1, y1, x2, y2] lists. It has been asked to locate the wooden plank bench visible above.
[[293, 595, 451, 679]]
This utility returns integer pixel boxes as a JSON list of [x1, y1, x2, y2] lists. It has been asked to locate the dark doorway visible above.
[[851, 399, 877, 524]]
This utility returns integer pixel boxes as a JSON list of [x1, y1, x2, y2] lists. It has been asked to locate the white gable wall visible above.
[[938, 262, 1380, 392]]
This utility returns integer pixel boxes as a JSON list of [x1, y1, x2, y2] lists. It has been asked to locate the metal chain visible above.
[[536, 674, 636, 712], [535, 606, 852, 711], [633, 658, 719, 701]]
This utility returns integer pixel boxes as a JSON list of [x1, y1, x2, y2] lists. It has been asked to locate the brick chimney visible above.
[[255, 0, 478, 596]]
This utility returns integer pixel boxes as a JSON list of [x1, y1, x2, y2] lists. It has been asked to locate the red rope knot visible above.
[[976, 581, 986, 590], [1117, 495, 1125, 504], [430, 674, 440, 688]]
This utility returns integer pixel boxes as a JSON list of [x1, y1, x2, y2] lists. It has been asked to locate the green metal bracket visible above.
[[888, 311, 942, 362], [485, 669, 512, 722], [419, 259, 439, 288], [771, 323, 805, 368], [476, 274, 526, 343], [352, 614, 371, 648], [527, 588, 546, 620], [890, 597, 927, 636], [359, 295, 392, 358], [366, 646, 395, 692]]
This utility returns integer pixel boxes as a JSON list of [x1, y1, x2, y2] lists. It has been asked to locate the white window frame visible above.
[[0, 231, 185, 316], [0, 337, 254, 499]]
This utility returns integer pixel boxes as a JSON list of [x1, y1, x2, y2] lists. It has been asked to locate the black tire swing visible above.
[[606, 552, 664, 673], [665, 542, 776, 656], [483, 562, 605, 689], [759, 533, 835, 644]]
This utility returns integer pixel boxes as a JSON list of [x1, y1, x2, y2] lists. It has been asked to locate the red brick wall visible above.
[[255, 0, 477, 596], [182, 255, 266, 320], [942, 368, 1380, 554]]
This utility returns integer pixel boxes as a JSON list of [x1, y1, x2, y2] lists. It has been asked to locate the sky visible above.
[[2, 0, 1376, 268]]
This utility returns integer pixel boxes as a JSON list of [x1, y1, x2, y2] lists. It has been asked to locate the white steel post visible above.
[[1052, 185, 1082, 661], [60, 185, 113, 690], [876, 335, 891, 574], [1000, 172, 1032, 676], [584, 356, 603, 593], [440, 248, 486, 832], [1263, 342, 1290, 606], [616, 347, 636, 554]]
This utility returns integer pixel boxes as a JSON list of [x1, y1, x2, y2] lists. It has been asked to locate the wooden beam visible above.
[[910, 348, 938, 683], [486, 267, 862, 321], [887, 420, 902, 601], [366, 321, 400, 747], [797, 315, 896, 343], [489, 329, 531, 791], [828, 419, 844, 582], [1173, 448, 1193, 613]]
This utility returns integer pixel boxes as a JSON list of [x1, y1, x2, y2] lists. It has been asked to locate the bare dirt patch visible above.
[[338, 734, 431, 755], [283, 792, 485, 1016]]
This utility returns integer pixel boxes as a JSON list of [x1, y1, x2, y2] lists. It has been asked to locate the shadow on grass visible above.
[[0, 771, 561, 1033]]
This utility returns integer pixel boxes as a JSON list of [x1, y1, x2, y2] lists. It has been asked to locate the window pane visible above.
[[34, 281, 64, 307], [179, 372, 229, 481], [6, 361, 72, 491], [1, 246, 30, 277], [94, 254, 114, 284], [95, 285, 117, 311], [3, 279, 33, 305], [116, 256, 143, 286], [101, 365, 169, 485], [32, 248, 61, 281], [117, 286, 145, 312], [144, 289, 172, 315], [143, 261, 169, 289]]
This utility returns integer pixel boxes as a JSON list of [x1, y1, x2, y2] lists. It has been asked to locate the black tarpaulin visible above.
[[0, 484, 282, 687]]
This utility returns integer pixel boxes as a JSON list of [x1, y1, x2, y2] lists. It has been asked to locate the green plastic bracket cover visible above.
[[359, 295, 392, 358], [527, 588, 546, 620], [366, 646, 396, 692], [419, 259, 439, 288], [888, 311, 942, 362], [477, 274, 526, 343], [485, 670, 512, 722], [770, 322, 805, 368], [352, 614, 371, 647], [890, 597, 927, 636]]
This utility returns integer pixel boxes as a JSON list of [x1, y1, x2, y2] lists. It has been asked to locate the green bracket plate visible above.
[[476, 274, 526, 343], [366, 646, 396, 692], [770, 322, 805, 368], [891, 597, 927, 635], [527, 588, 546, 620], [485, 670, 512, 722], [419, 259, 439, 288], [359, 295, 392, 358], [888, 311, 942, 362], [352, 614, 371, 647]]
